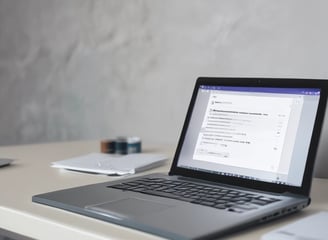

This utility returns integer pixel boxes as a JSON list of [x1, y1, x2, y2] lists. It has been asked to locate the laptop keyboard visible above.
[[109, 177, 280, 213]]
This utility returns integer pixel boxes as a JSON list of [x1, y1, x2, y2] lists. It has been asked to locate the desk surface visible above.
[[0, 141, 327, 240]]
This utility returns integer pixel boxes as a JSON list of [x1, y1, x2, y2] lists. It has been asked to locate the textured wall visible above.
[[1, 0, 328, 151]]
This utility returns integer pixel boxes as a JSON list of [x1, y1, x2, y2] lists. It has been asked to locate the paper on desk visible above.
[[261, 211, 328, 240], [51, 153, 168, 175]]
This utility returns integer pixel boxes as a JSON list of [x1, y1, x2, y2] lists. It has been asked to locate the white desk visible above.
[[0, 141, 327, 240]]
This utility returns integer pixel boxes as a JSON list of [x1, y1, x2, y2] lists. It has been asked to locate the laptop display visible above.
[[177, 85, 321, 187]]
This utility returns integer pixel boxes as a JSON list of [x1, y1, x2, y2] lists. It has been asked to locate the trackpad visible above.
[[86, 198, 173, 219]]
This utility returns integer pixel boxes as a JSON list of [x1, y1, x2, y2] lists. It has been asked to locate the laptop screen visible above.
[[176, 84, 321, 188]]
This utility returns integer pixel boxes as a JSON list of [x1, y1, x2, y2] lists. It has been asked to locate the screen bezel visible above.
[[169, 77, 328, 196]]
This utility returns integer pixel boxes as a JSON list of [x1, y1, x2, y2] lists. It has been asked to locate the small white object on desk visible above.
[[261, 211, 328, 240], [0, 158, 13, 167], [51, 153, 168, 175]]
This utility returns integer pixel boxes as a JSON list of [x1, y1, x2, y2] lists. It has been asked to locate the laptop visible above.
[[33, 77, 328, 239]]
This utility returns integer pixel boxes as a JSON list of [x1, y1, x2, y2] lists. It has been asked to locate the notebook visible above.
[[32, 77, 328, 240], [51, 153, 168, 175]]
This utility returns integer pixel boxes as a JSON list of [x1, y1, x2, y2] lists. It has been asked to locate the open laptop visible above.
[[33, 77, 328, 239]]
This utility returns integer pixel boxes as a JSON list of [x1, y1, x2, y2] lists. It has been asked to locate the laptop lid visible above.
[[170, 77, 327, 197]]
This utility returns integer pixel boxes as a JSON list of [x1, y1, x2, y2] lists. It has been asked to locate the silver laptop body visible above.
[[33, 77, 328, 239]]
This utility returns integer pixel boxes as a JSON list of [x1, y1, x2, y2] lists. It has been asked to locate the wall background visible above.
[[1, 0, 328, 175]]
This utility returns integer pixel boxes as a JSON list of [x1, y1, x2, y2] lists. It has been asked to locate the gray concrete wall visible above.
[[1, 1, 328, 176]]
